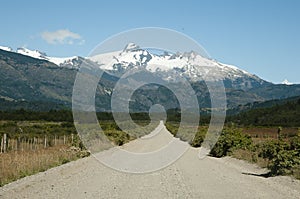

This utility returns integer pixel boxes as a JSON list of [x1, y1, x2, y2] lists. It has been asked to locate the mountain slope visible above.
[[1, 46, 81, 69], [228, 95, 300, 115], [228, 96, 300, 126], [0, 49, 114, 111], [1, 44, 300, 112], [0, 46, 13, 52]]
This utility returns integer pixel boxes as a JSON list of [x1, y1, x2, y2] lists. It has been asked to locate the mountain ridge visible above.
[[1, 44, 269, 90], [0, 45, 300, 112], [0, 45, 81, 69], [89, 43, 269, 90]]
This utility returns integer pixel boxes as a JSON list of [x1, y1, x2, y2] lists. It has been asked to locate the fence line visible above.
[[0, 134, 74, 153]]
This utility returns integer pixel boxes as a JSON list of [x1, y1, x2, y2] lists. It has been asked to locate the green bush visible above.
[[190, 129, 206, 147], [165, 122, 179, 136], [260, 139, 300, 175], [291, 136, 300, 151], [210, 127, 252, 157], [60, 122, 74, 128], [270, 150, 299, 175], [260, 140, 288, 160]]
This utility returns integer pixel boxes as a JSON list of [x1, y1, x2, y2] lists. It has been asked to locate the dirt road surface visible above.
[[1, 122, 300, 199]]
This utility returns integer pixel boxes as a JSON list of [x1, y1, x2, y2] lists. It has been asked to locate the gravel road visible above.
[[1, 123, 300, 199]]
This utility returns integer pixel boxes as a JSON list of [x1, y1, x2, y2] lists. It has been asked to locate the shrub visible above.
[[260, 140, 288, 160], [165, 122, 179, 136], [291, 136, 300, 151], [210, 127, 252, 157], [260, 139, 300, 175], [269, 150, 299, 175], [60, 122, 74, 128], [190, 129, 206, 147], [292, 165, 300, 180]]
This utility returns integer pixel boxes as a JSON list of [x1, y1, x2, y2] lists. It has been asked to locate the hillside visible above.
[[0, 49, 113, 111], [228, 96, 300, 126], [1, 47, 300, 112]]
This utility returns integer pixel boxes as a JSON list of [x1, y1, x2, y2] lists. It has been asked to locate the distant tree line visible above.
[[0, 108, 213, 126], [4, 98, 299, 127], [227, 99, 300, 127], [0, 109, 73, 122]]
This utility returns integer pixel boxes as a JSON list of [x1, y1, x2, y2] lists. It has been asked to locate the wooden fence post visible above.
[[30, 138, 33, 150], [15, 138, 18, 151], [3, 133, 7, 153], [7, 137, 10, 152], [0, 136, 3, 153], [37, 137, 40, 150], [34, 137, 37, 150], [44, 135, 47, 148], [20, 138, 22, 151], [18, 137, 21, 151]]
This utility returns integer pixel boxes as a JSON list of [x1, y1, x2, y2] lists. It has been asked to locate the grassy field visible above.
[[0, 145, 87, 186], [0, 119, 157, 186], [0, 121, 90, 186]]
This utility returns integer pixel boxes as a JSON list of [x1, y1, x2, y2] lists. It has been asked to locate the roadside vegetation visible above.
[[226, 98, 300, 179], [0, 119, 138, 186], [0, 120, 87, 186], [166, 121, 300, 179], [166, 95, 300, 179], [167, 98, 300, 180], [1, 99, 300, 186], [212, 126, 300, 179], [0, 111, 152, 186]]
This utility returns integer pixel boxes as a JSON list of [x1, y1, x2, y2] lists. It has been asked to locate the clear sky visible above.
[[0, 0, 299, 84]]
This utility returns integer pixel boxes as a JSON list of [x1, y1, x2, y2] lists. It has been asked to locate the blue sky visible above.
[[0, 0, 299, 83]]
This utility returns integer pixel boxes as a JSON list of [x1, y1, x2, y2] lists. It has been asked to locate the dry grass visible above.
[[292, 166, 300, 180], [231, 149, 269, 168], [0, 146, 85, 186], [243, 127, 298, 139]]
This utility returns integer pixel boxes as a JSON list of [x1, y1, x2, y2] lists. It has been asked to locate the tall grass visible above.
[[0, 145, 85, 186], [0, 120, 153, 186]]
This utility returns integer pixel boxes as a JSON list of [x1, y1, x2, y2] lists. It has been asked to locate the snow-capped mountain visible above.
[[17, 47, 81, 68], [0, 46, 80, 69], [0, 46, 13, 52], [89, 43, 268, 89], [47, 56, 83, 69], [1, 43, 300, 111], [16, 47, 48, 59], [282, 79, 293, 85], [0, 43, 268, 89]]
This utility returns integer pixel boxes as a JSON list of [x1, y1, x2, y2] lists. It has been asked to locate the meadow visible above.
[[0, 121, 89, 186], [0, 117, 155, 186]]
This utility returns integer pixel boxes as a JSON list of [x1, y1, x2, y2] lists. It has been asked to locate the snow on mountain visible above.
[[17, 47, 48, 60], [89, 43, 153, 71], [47, 56, 79, 67], [89, 43, 263, 86], [282, 79, 293, 85], [89, 51, 121, 70], [123, 43, 140, 52], [0, 46, 13, 52], [0, 43, 267, 88], [1, 46, 80, 68]]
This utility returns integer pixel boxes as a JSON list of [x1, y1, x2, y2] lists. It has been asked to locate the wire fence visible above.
[[0, 133, 75, 153]]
